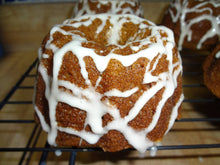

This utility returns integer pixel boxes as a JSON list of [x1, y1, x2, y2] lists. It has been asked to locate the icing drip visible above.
[[168, 0, 220, 50], [55, 150, 62, 157], [216, 51, 220, 58], [34, 14, 183, 153], [73, 0, 143, 18], [149, 146, 157, 157]]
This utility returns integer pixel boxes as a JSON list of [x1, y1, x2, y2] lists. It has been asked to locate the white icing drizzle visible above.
[[165, 94, 184, 135], [73, 0, 143, 18], [104, 87, 139, 97], [34, 105, 50, 132], [168, 0, 220, 50], [216, 50, 220, 58], [34, 14, 183, 153], [55, 150, 62, 157], [149, 146, 157, 157]]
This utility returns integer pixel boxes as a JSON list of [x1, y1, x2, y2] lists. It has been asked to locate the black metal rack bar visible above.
[[0, 58, 38, 110], [69, 151, 77, 165], [1, 143, 220, 153], [18, 124, 39, 165]]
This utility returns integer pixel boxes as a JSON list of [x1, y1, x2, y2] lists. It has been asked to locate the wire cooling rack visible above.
[[0, 51, 220, 165]]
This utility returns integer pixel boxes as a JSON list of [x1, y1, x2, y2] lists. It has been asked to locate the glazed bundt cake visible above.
[[203, 43, 220, 98], [73, 0, 143, 17], [162, 0, 220, 51], [34, 14, 184, 153]]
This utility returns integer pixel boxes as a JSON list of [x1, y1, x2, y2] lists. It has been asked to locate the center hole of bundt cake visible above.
[[81, 20, 153, 56], [81, 18, 151, 48]]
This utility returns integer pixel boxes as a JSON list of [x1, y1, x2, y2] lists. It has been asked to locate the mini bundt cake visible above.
[[34, 14, 184, 153], [73, 0, 143, 18], [162, 0, 220, 51], [203, 43, 220, 98]]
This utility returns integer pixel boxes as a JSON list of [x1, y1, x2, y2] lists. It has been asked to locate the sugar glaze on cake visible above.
[[163, 0, 220, 50], [34, 14, 184, 153], [73, 0, 143, 17], [216, 50, 220, 58]]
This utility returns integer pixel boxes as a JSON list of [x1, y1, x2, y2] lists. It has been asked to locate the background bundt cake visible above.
[[162, 0, 220, 51], [34, 14, 184, 153], [203, 43, 220, 98], [73, 0, 143, 18]]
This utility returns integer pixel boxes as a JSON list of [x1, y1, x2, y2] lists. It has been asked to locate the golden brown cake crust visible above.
[[203, 44, 220, 98], [34, 14, 183, 153]]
